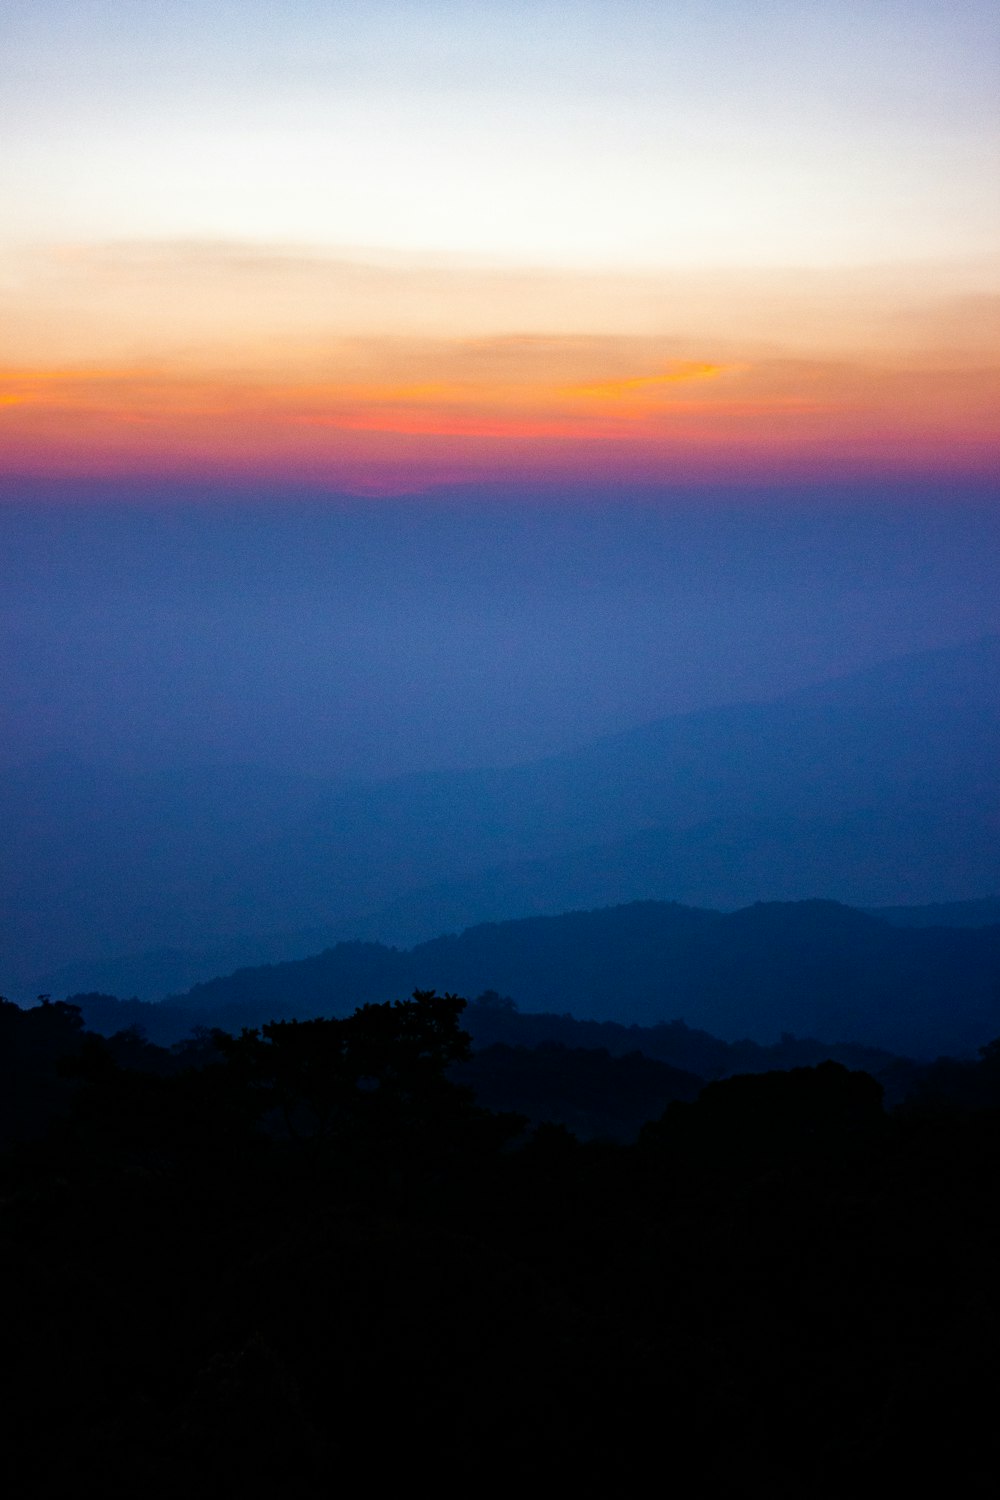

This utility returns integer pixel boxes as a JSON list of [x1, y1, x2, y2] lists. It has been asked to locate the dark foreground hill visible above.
[[70, 898, 1000, 1058], [4, 990, 1000, 1491]]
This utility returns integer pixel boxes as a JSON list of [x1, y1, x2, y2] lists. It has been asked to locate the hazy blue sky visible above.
[[3, 484, 998, 777]]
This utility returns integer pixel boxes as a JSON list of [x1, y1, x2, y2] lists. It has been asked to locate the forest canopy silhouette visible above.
[[3, 986, 1000, 1490]]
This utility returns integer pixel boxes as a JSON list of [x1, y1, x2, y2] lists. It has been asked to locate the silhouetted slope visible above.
[[41, 928, 351, 1008], [9, 635, 1000, 989], [211, 635, 1000, 933], [341, 804, 1000, 947], [45, 888, 1000, 1007], [71, 984, 904, 1092], [72, 898, 1000, 1057], [873, 896, 1000, 928]]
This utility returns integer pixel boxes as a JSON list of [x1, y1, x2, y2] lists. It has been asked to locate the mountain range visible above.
[[70, 897, 1000, 1059], [4, 634, 999, 998]]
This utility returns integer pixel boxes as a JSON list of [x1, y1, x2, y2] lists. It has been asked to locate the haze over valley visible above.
[[4, 615, 999, 1004]]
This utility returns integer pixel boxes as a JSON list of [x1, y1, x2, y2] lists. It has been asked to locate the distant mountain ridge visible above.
[[7, 634, 1000, 993], [70, 898, 1000, 1059], [41, 890, 1000, 1005], [207, 634, 1000, 937], [870, 896, 1000, 928], [333, 805, 1000, 951]]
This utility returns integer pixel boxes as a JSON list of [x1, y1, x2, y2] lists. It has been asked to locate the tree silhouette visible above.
[[211, 989, 475, 1142]]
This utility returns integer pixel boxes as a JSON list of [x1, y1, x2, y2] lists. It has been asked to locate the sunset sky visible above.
[[2, 0, 998, 493]]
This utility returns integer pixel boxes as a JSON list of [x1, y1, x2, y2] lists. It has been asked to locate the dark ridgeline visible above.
[[8, 634, 1000, 997], [3, 989, 1000, 1491], [69, 897, 1000, 1059]]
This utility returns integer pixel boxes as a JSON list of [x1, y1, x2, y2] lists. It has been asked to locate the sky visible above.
[[2, 0, 998, 493], [2, 490, 999, 775]]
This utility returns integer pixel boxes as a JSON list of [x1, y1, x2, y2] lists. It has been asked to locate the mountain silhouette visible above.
[[8, 635, 1000, 995], [70, 898, 1000, 1058]]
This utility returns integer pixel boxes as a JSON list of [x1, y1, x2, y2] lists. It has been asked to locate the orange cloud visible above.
[[1, 339, 996, 492], [564, 362, 733, 401]]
